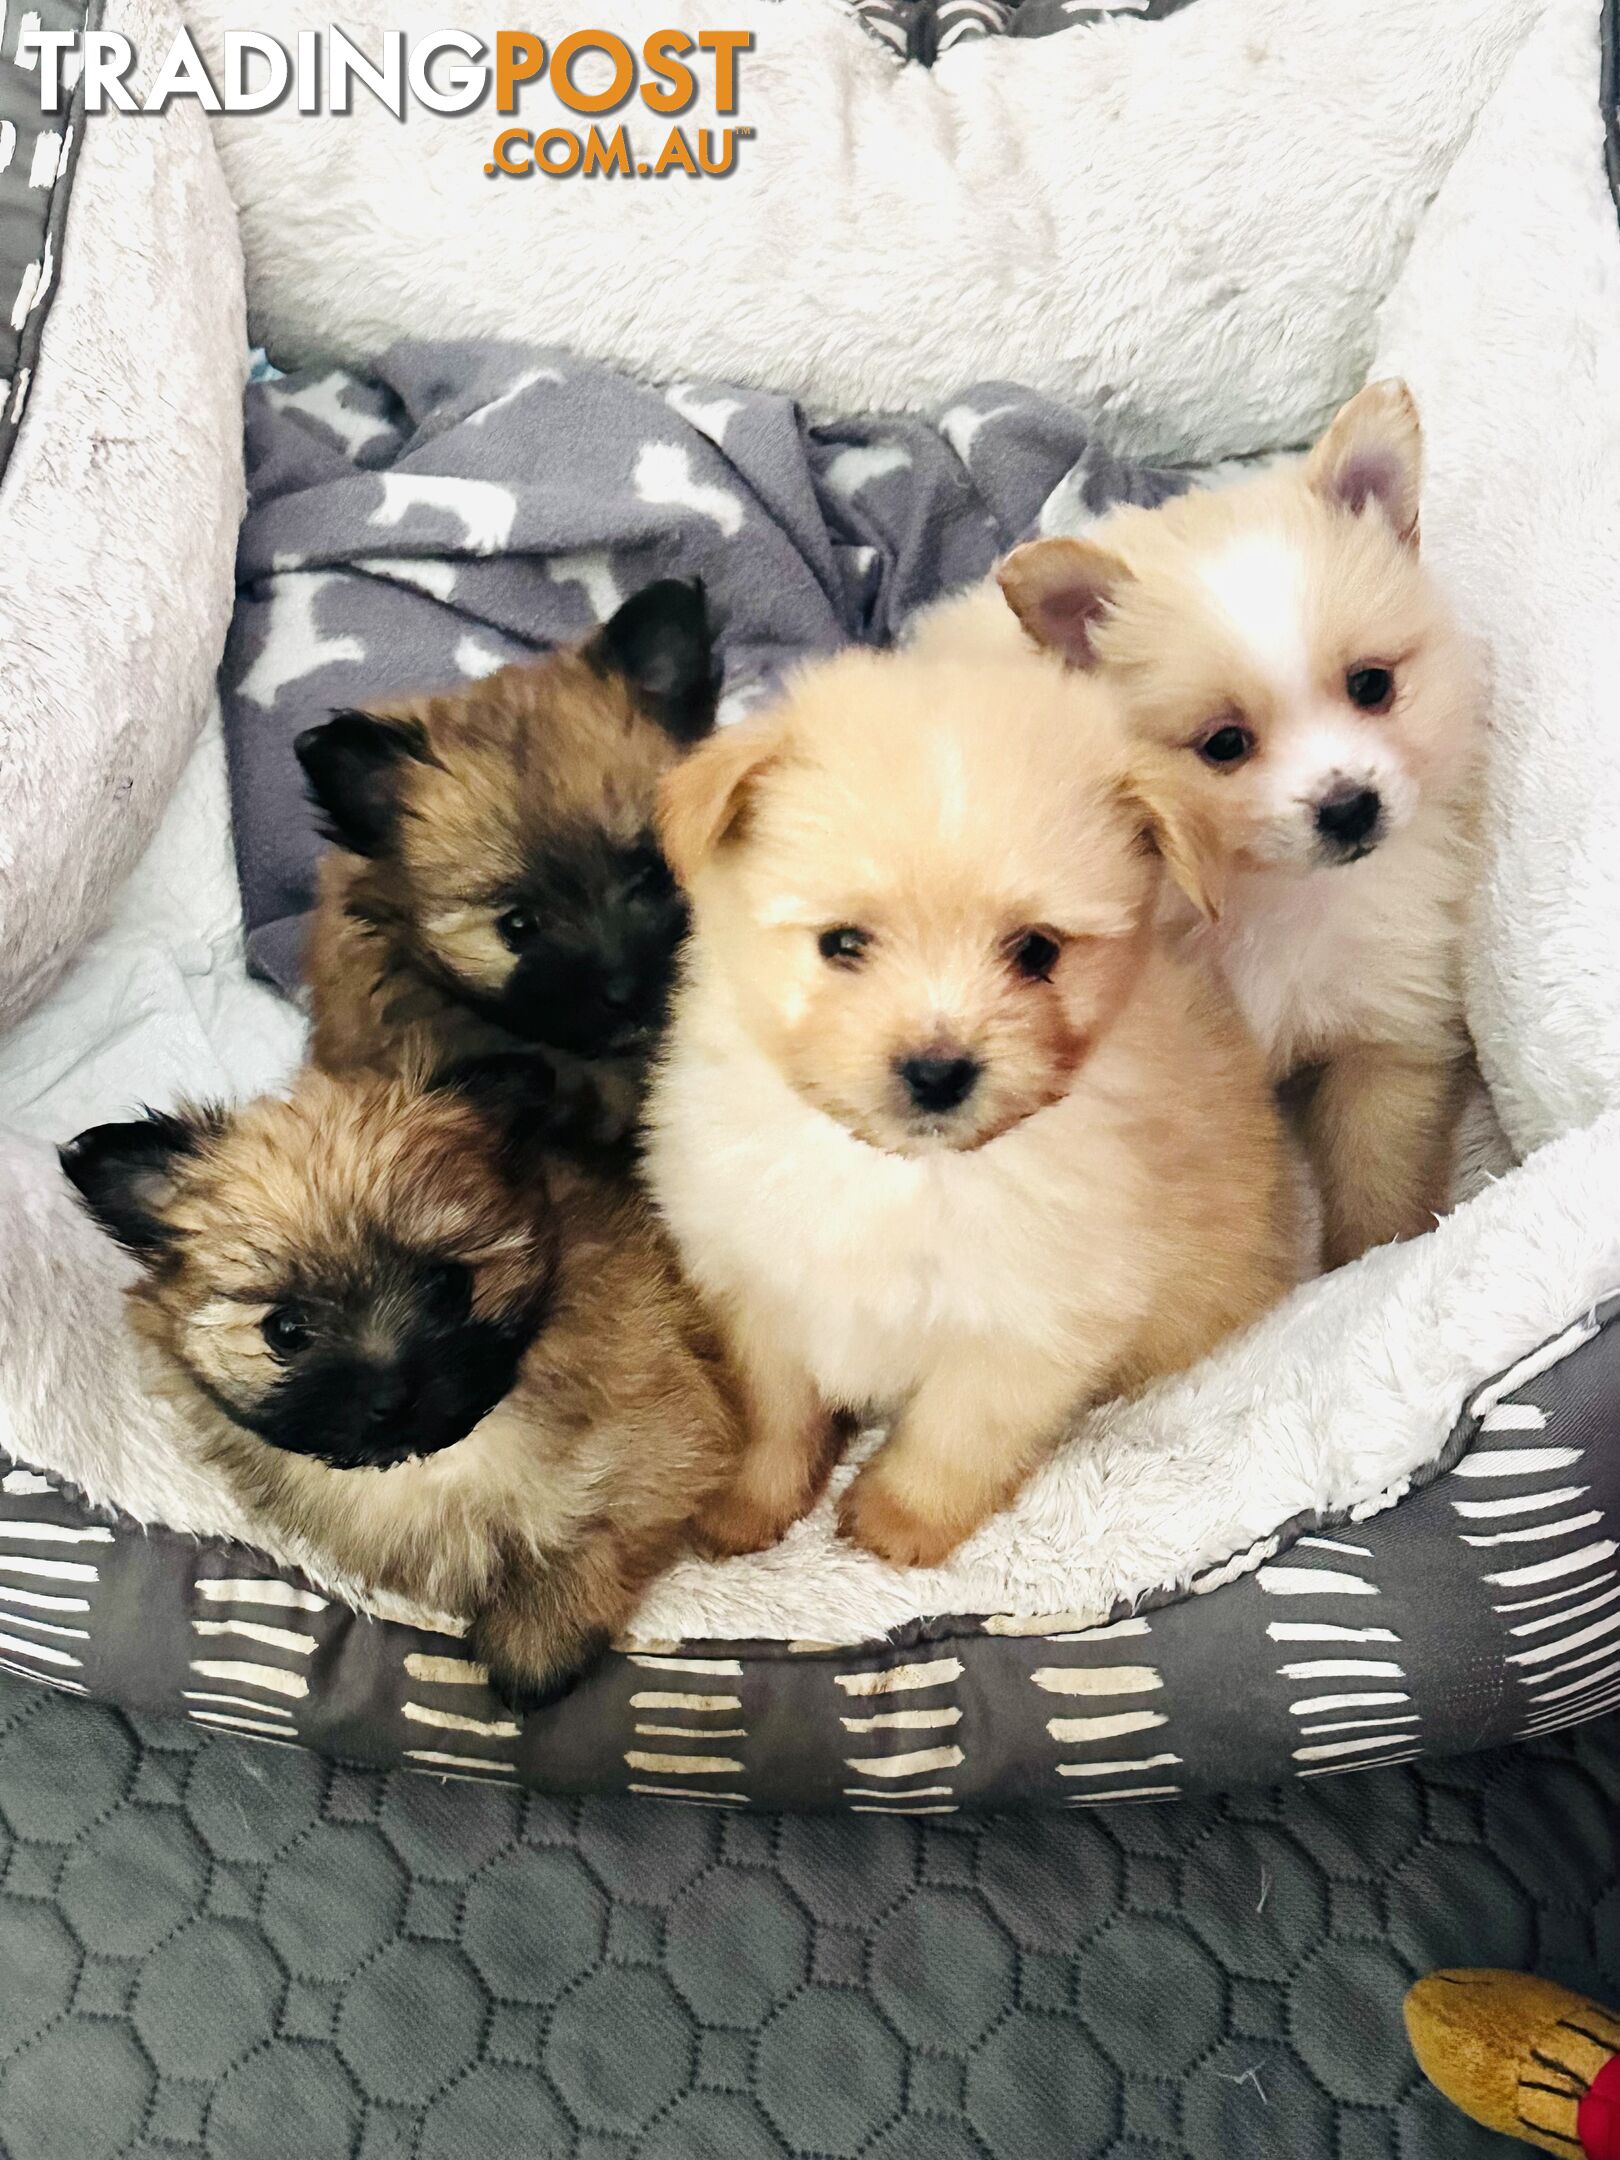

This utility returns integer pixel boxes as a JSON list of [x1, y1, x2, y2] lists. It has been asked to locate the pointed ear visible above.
[[1122, 766, 1228, 923], [295, 710, 431, 858], [587, 578, 721, 745], [656, 710, 787, 890], [1304, 379, 1423, 548], [58, 1110, 215, 1257], [998, 538, 1135, 668]]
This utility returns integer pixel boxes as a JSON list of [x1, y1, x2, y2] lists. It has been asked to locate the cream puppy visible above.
[[646, 650, 1305, 1569], [996, 381, 1484, 1268]]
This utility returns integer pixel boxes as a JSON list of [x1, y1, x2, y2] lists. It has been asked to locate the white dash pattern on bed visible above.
[[834, 1652, 965, 1813], [392, 1636, 521, 1783], [1262, 1536, 1422, 1778], [1437, 1322, 1620, 1747], [185, 1578, 321, 1747], [0, 1489, 114, 1693], [1020, 1619, 1183, 1805], [620, 1648, 754, 1807], [196, 1577, 330, 1612]]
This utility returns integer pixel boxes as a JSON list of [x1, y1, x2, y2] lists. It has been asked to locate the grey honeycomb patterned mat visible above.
[[2, 1672, 1617, 2159]]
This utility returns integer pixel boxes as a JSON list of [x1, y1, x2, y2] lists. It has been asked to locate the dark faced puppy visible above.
[[59, 1077, 558, 1472], [296, 579, 719, 1117], [61, 1067, 743, 1707]]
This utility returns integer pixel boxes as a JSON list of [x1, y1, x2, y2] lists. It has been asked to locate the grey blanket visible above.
[[222, 341, 1183, 991]]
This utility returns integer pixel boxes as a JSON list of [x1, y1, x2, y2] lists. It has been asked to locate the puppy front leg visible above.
[[470, 1537, 634, 1717], [838, 1345, 1087, 1569], [696, 1311, 845, 1557], [1307, 1044, 1466, 1269]]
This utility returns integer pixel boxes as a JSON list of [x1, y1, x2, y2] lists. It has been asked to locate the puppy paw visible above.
[[836, 1470, 970, 1570], [472, 1621, 610, 1720], [692, 1484, 804, 1558]]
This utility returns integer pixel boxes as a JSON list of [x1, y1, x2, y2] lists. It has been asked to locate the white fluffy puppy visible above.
[[993, 382, 1485, 1267]]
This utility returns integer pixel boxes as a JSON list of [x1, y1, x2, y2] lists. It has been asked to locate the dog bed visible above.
[[0, 0, 246, 1034], [2, 0, 1619, 1810]]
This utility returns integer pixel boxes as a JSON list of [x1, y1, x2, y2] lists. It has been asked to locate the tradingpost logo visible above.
[[19, 24, 756, 179]]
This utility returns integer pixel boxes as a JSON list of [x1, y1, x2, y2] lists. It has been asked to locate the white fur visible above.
[[1199, 531, 1312, 699], [1192, 526, 1428, 876], [1193, 798, 1469, 1072]]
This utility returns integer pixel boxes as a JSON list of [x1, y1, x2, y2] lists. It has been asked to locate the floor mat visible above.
[[0, 1681, 1615, 2157]]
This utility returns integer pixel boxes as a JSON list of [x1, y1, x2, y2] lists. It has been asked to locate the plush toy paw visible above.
[[1405, 1968, 1620, 2157]]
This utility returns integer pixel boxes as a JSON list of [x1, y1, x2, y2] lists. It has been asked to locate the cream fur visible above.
[[648, 651, 1306, 1565]]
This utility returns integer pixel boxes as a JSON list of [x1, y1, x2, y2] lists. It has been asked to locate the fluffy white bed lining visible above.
[[0, 0, 247, 1033], [3, 0, 1618, 1647], [187, 0, 1536, 461]]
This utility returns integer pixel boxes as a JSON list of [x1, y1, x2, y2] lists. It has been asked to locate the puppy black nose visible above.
[[360, 1374, 407, 1428], [601, 957, 664, 1015], [898, 1053, 982, 1114], [1315, 786, 1382, 849]]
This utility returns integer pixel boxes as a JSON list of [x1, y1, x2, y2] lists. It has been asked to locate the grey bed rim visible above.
[[4, 1297, 1617, 1809], [0, 0, 96, 491]]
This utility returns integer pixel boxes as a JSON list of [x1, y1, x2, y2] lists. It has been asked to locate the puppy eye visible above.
[[1345, 665, 1395, 713], [818, 926, 871, 968], [262, 1306, 312, 1360], [419, 1259, 471, 1324], [1008, 928, 1062, 982], [496, 905, 542, 954], [1196, 723, 1256, 768]]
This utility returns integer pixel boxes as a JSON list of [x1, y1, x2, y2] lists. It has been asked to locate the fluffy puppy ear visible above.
[[997, 538, 1135, 667], [1123, 765, 1227, 923], [588, 578, 721, 745], [656, 709, 787, 889], [1304, 379, 1423, 548], [59, 1109, 215, 1256], [295, 710, 432, 858]]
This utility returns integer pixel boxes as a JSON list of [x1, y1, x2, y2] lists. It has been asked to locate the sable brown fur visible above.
[[298, 581, 718, 1150], [61, 1067, 742, 1707]]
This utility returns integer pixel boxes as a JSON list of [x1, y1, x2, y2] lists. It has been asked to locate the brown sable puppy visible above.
[[296, 579, 720, 1147], [60, 1063, 741, 1709]]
